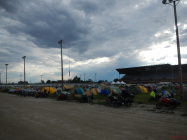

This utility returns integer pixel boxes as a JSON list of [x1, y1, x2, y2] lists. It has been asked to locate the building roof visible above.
[[116, 64, 187, 74]]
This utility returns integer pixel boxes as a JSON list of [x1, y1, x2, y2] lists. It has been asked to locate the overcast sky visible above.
[[0, 0, 187, 83]]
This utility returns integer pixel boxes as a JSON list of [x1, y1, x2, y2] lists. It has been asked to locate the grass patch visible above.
[[94, 93, 107, 100], [134, 93, 150, 104], [49, 93, 58, 99]]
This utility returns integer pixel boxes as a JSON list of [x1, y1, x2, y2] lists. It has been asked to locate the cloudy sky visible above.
[[0, 0, 187, 83]]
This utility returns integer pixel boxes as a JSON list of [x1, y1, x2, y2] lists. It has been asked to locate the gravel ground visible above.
[[0, 93, 186, 140]]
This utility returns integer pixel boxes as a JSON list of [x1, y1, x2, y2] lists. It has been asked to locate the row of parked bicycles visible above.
[[7, 87, 135, 108], [6, 87, 181, 109], [8, 88, 49, 97], [56, 91, 95, 103], [8, 88, 95, 103]]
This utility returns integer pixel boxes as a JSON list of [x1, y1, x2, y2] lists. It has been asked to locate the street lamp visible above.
[[162, 0, 183, 99], [58, 40, 63, 90], [22, 56, 26, 88], [95, 73, 97, 82], [20, 74, 22, 82], [5, 64, 8, 85], [41, 75, 43, 83]]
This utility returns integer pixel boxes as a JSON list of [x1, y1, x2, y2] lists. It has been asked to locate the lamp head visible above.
[[22, 56, 26, 59], [162, 0, 167, 4], [162, 0, 176, 4], [58, 40, 63, 44]]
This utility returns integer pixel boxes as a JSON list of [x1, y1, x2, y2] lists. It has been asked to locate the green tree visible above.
[[46, 80, 51, 83], [113, 78, 119, 82], [98, 80, 104, 84], [72, 76, 80, 83]]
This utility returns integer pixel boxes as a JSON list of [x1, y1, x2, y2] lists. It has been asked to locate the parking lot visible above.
[[0, 93, 186, 140]]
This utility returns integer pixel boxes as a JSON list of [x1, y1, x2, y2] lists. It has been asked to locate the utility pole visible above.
[[20, 74, 22, 82], [68, 48, 70, 83], [58, 40, 63, 90], [22, 56, 26, 88], [5, 64, 8, 85], [162, 0, 183, 99], [41, 75, 43, 83]]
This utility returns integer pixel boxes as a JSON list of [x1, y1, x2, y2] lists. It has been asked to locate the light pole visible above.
[[68, 48, 71, 83], [95, 73, 97, 82], [162, 0, 183, 99], [58, 40, 63, 90], [0, 73, 1, 84], [20, 74, 22, 82], [5, 64, 8, 85], [41, 75, 43, 83], [22, 56, 26, 88]]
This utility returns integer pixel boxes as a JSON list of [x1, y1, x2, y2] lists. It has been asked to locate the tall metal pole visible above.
[[162, 0, 183, 99], [41, 75, 43, 82], [173, 0, 183, 99], [5, 64, 8, 85], [22, 56, 26, 88], [171, 66, 173, 82], [58, 40, 63, 90], [0, 73, 1, 84], [68, 48, 70, 83]]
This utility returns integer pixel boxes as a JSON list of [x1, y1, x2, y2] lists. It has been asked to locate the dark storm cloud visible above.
[[1, 0, 92, 53], [70, 0, 115, 15], [1, 0, 120, 57], [71, 1, 101, 15], [0, 0, 167, 58], [0, 0, 21, 13]]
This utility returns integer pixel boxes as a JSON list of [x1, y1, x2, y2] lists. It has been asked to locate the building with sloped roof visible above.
[[116, 64, 187, 84]]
